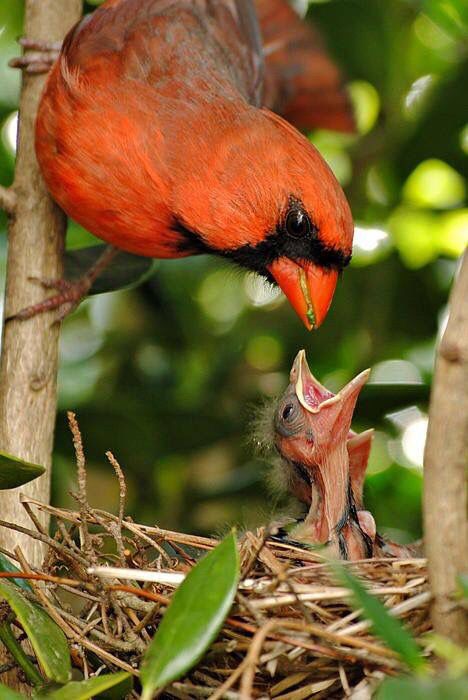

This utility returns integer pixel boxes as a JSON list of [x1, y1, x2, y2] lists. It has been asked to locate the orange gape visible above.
[[36, 0, 354, 329]]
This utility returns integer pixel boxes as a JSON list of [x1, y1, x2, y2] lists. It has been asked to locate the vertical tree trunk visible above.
[[0, 0, 82, 569], [423, 251, 468, 646]]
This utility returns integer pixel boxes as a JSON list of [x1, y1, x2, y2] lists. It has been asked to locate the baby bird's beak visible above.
[[291, 349, 370, 444]]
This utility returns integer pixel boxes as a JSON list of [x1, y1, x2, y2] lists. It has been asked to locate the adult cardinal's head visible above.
[[173, 108, 354, 329]]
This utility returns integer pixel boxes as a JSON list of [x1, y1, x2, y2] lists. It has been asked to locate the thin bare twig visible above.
[[106, 451, 126, 527], [0, 519, 89, 568], [88, 566, 184, 585], [203, 660, 248, 700], [20, 496, 48, 535], [15, 546, 137, 676], [67, 412, 97, 566], [240, 620, 279, 699], [336, 591, 432, 636]]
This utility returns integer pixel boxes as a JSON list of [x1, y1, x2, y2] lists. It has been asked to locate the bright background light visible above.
[[2, 110, 17, 154]]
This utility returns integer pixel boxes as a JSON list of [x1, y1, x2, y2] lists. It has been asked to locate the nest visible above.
[[0, 415, 432, 699]]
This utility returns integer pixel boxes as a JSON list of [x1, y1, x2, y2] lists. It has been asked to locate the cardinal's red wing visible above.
[[232, 0, 264, 105], [59, 0, 263, 104], [256, 0, 355, 132]]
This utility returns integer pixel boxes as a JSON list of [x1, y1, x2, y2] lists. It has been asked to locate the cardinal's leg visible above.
[[7, 246, 119, 323], [9, 38, 62, 74]]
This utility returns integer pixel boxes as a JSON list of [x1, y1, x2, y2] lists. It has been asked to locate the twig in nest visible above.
[[105, 451, 127, 562], [0, 519, 89, 569], [0, 661, 18, 676], [117, 518, 173, 566], [20, 496, 48, 535], [240, 527, 270, 578], [250, 531, 315, 625], [131, 604, 159, 636], [0, 571, 82, 588], [209, 658, 248, 700], [240, 619, 279, 699], [106, 451, 126, 527], [227, 618, 400, 669], [67, 411, 97, 566], [88, 566, 185, 585], [14, 546, 137, 676], [337, 591, 432, 636]]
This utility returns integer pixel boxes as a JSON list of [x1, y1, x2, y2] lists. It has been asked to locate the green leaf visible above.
[[0, 622, 43, 686], [376, 674, 468, 700], [0, 684, 23, 699], [332, 562, 427, 673], [0, 553, 32, 591], [0, 580, 71, 683], [0, 451, 45, 489], [64, 245, 156, 295], [95, 672, 133, 700], [422, 0, 468, 40], [141, 531, 239, 699], [35, 672, 131, 699], [427, 634, 468, 675]]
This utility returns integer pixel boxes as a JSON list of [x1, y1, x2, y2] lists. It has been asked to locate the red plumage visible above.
[[36, 0, 355, 328]]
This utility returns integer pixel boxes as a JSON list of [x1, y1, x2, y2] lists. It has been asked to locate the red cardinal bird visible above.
[[31, 0, 354, 329]]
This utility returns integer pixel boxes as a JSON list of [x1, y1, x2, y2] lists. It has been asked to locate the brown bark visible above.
[[423, 251, 468, 646], [0, 1, 82, 567], [0, 186, 16, 215]]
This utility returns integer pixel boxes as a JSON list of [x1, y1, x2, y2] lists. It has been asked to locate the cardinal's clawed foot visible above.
[[7, 246, 119, 324], [9, 38, 62, 74], [7, 277, 92, 324]]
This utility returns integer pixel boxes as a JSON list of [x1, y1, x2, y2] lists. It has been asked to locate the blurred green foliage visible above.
[[0, 0, 466, 541]]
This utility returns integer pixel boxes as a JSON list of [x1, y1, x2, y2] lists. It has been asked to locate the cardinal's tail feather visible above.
[[256, 0, 355, 133]]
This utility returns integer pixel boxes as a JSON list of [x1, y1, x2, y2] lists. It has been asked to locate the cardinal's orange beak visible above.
[[267, 258, 338, 330]]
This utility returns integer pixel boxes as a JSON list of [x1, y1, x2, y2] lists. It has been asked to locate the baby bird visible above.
[[261, 350, 419, 560]]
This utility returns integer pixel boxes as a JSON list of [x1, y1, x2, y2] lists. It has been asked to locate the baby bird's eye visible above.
[[282, 403, 295, 421], [285, 208, 311, 238], [275, 396, 303, 437]]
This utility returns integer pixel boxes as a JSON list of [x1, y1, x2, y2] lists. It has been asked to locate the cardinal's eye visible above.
[[285, 208, 311, 238], [282, 403, 295, 421]]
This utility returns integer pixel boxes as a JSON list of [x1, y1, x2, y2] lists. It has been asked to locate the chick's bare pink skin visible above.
[[272, 351, 423, 559], [273, 350, 373, 560]]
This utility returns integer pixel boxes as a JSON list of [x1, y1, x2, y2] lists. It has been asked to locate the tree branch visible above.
[[423, 251, 468, 646], [0, 186, 16, 216], [0, 1, 82, 563], [0, 7, 82, 690]]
